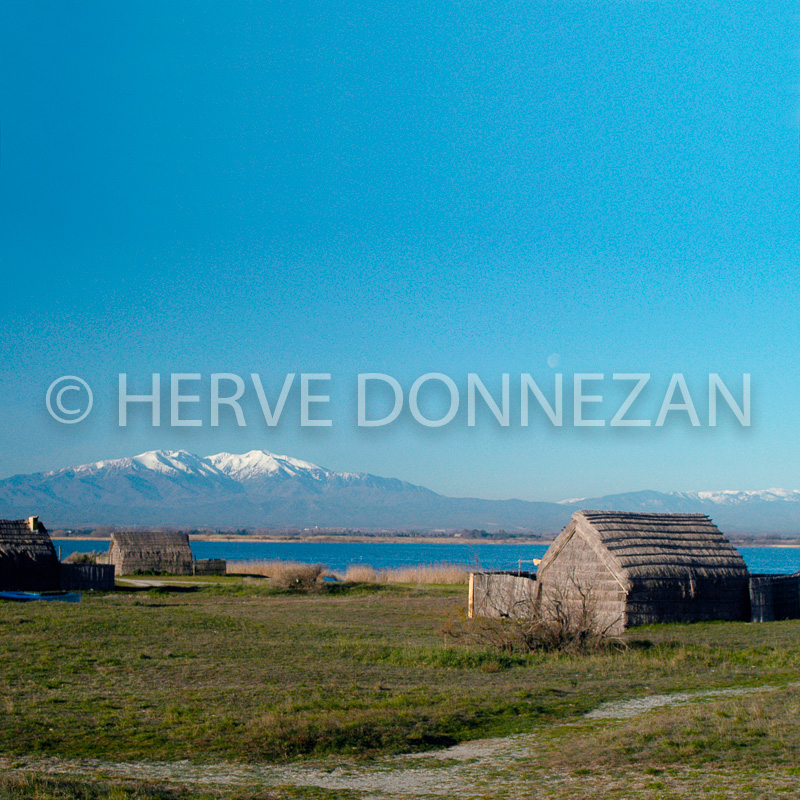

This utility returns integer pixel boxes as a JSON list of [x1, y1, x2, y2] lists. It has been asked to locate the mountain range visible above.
[[0, 449, 798, 535]]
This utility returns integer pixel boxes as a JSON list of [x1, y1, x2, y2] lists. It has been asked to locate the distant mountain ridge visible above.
[[0, 449, 798, 535]]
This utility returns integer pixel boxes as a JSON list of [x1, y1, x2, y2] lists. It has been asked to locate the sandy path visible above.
[[584, 684, 777, 719]]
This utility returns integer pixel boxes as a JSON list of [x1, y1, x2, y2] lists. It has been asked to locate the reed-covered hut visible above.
[[106, 531, 193, 575], [535, 510, 750, 635], [0, 516, 60, 590]]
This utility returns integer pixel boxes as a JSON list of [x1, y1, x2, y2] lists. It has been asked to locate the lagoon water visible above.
[[53, 540, 800, 575]]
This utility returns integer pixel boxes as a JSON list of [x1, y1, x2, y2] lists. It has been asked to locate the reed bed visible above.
[[227, 559, 469, 585], [345, 562, 469, 585]]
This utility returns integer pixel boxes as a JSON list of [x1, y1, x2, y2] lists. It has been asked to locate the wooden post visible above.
[[468, 573, 475, 618]]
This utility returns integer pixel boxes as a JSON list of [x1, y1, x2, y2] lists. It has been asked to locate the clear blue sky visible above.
[[1, 1, 798, 500]]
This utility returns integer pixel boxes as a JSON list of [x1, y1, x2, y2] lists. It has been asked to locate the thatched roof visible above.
[[0, 518, 56, 563], [110, 531, 192, 550], [540, 510, 748, 585]]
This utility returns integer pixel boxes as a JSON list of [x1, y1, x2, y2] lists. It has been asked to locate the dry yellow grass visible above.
[[344, 562, 469, 585], [226, 559, 327, 589], [228, 559, 469, 585]]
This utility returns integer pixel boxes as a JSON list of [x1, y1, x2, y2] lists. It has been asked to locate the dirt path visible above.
[[1, 735, 531, 798], [584, 684, 777, 719], [114, 578, 219, 588]]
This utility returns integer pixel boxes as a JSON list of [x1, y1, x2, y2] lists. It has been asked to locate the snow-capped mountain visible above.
[[573, 487, 800, 512], [0, 448, 799, 534], [0, 449, 442, 529], [686, 489, 800, 505]]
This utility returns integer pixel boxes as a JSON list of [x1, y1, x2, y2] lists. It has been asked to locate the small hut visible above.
[[0, 516, 60, 591], [535, 510, 750, 635], [106, 531, 194, 575]]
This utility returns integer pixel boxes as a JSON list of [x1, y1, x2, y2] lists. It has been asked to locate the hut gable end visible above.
[[538, 518, 629, 592], [536, 520, 630, 635]]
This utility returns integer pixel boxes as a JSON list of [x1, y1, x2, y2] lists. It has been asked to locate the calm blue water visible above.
[[52, 540, 800, 575]]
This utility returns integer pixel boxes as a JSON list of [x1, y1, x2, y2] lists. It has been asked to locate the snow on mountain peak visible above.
[[206, 450, 327, 481], [131, 450, 223, 477], [690, 488, 800, 505], [63, 449, 225, 479], [49, 448, 335, 484]]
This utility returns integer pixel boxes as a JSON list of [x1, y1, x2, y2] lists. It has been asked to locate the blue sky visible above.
[[1, 1, 798, 500]]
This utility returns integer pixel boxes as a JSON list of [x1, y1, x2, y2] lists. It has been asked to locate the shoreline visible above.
[[50, 534, 800, 548], [51, 535, 554, 545]]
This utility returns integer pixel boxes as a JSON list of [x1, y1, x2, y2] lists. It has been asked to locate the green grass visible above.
[[0, 773, 360, 800], [2, 581, 800, 797]]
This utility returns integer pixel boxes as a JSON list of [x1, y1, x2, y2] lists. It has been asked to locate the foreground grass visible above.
[[2, 580, 800, 797], [0, 773, 359, 800], [0, 773, 205, 800]]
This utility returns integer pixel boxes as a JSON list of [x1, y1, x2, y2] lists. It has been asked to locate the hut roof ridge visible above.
[[570, 509, 747, 578]]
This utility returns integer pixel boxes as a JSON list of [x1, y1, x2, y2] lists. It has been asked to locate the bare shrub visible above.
[[270, 563, 326, 591], [533, 571, 623, 653]]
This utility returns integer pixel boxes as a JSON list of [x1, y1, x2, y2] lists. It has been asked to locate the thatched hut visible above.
[[106, 531, 193, 575], [535, 510, 750, 635], [0, 517, 60, 591]]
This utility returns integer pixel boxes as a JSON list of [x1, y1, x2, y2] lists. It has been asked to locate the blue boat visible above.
[[0, 591, 81, 603]]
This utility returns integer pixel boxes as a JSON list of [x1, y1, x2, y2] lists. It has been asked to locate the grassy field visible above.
[[1, 577, 800, 798]]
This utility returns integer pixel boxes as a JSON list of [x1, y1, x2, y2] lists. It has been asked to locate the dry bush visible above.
[[227, 559, 329, 590], [344, 565, 383, 583], [532, 573, 623, 653], [449, 570, 622, 654], [270, 563, 326, 591], [344, 563, 468, 585], [62, 551, 102, 564], [447, 608, 619, 655]]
